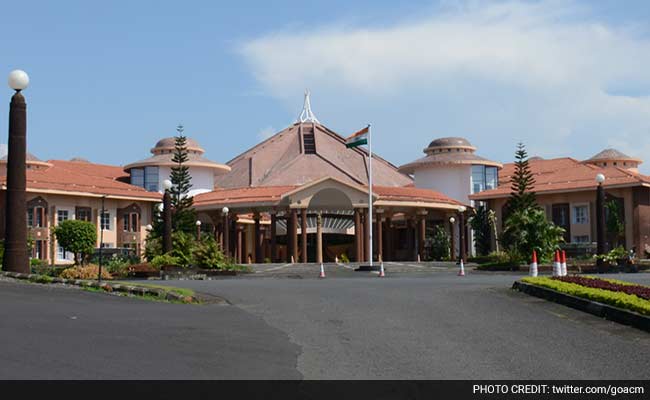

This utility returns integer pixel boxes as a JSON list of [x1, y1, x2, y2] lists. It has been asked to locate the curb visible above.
[[0, 271, 197, 304], [513, 281, 650, 333]]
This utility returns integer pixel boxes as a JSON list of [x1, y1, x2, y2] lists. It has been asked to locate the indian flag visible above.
[[345, 126, 369, 148]]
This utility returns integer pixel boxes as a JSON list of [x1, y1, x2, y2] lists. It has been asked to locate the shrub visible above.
[[339, 253, 350, 263], [501, 208, 565, 264], [60, 265, 112, 280], [171, 232, 196, 267], [594, 246, 629, 264], [193, 237, 228, 269], [469, 205, 492, 256], [0, 240, 4, 262], [430, 225, 450, 261], [521, 277, 650, 316], [553, 276, 650, 301], [53, 220, 97, 265], [151, 254, 180, 269]]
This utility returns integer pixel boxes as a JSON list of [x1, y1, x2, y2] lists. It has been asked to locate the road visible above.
[[1, 266, 649, 379]]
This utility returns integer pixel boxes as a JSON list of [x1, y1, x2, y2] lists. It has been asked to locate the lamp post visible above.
[[449, 216, 456, 261], [2, 70, 30, 273], [196, 220, 202, 241], [98, 195, 106, 283], [162, 179, 173, 254], [458, 206, 467, 263], [222, 207, 230, 257], [595, 173, 606, 269]]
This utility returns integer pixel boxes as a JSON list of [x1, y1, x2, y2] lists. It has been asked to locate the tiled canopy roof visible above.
[[470, 157, 650, 200], [216, 122, 413, 189], [584, 148, 642, 163], [1, 159, 161, 201]]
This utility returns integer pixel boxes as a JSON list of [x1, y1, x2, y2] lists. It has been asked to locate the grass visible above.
[[80, 286, 192, 304], [112, 281, 195, 298], [521, 276, 650, 316]]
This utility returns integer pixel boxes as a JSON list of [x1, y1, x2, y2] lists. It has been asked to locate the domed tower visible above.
[[583, 148, 642, 173], [124, 137, 230, 196], [398, 137, 502, 203]]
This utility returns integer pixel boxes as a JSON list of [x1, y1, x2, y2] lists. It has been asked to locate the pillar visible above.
[[354, 209, 362, 262], [270, 212, 277, 262], [316, 213, 323, 264], [376, 211, 383, 262], [254, 213, 262, 263], [301, 208, 308, 263], [364, 208, 370, 262], [236, 226, 243, 264], [418, 212, 426, 261], [407, 217, 416, 261], [223, 213, 230, 258], [384, 215, 392, 262], [459, 211, 466, 262], [449, 217, 456, 261], [288, 209, 298, 263]]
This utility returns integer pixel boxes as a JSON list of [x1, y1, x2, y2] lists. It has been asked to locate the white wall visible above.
[[157, 166, 215, 195], [413, 165, 472, 203]]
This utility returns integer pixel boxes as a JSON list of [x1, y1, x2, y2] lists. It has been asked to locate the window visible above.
[[572, 205, 588, 224], [57, 210, 69, 224], [27, 207, 45, 228], [100, 212, 111, 230], [572, 235, 590, 243], [144, 166, 159, 192], [122, 213, 139, 232], [76, 208, 91, 222], [471, 165, 499, 194], [131, 168, 144, 188]]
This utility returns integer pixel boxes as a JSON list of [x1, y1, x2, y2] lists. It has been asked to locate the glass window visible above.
[[101, 212, 111, 230], [144, 166, 159, 192], [572, 235, 590, 243], [131, 213, 139, 232], [471, 165, 485, 194], [35, 207, 44, 228], [485, 167, 498, 190], [572, 205, 588, 224], [27, 208, 34, 227], [57, 245, 74, 261], [131, 168, 144, 188], [57, 210, 69, 224], [123, 215, 129, 231], [76, 208, 91, 222]]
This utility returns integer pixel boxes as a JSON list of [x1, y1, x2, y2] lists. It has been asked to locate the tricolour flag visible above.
[[345, 126, 369, 148]]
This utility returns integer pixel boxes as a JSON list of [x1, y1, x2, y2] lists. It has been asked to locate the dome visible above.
[[426, 137, 475, 151], [69, 157, 90, 163], [151, 137, 204, 155], [582, 148, 642, 171]]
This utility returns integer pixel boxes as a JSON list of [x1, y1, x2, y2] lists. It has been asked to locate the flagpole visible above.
[[367, 123, 373, 268]]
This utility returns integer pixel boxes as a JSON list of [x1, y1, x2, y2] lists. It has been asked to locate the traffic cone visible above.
[[378, 262, 385, 278], [458, 259, 465, 276], [530, 250, 538, 277], [553, 250, 561, 277], [561, 250, 568, 276], [319, 263, 326, 278], [335, 256, 339, 264]]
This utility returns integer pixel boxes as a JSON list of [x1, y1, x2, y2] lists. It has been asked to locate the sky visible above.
[[2, 0, 650, 173]]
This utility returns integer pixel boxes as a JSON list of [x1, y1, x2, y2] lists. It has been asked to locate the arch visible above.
[[308, 188, 354, 210]]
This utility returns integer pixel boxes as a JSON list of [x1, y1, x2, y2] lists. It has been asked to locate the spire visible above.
[[298, 90, 320, 124]]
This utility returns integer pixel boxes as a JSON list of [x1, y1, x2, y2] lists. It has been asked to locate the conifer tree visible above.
[[169, 124, 197, 233], [505, 142, 538, 215]]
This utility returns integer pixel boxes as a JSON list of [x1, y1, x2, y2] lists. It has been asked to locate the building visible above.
[[398, 137, 502, 256], [470, 150, 650, 256], [124, 137, 230, 196], [192, 95, 466, 263], [0, 154, 161, 265]]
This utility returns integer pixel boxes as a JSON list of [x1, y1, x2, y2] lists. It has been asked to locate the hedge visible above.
[[521, 276, 650, 316]]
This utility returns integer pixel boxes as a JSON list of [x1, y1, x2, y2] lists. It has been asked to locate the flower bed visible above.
[[554, 276, 650, 301], [521, 276, 650, 316]]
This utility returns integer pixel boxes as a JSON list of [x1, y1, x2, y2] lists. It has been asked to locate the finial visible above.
[[298, 89, 320, 124]]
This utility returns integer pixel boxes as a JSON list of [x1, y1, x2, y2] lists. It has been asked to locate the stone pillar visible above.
[[407, 217, 416, 261], [301, 208, 308, 263], [418, 211, 427, 261], [254, 213, 262, 263], [354, 209, 362, 262], [223, 212, 230, 258], [384, 215, 392, 262], [289, 209, 298, 263], [316, 213, 323, 264], [236, 226, 243, 264], [270, 212, 277, 262], [376, 210, 383, 262], [364, 208, 370, 262]]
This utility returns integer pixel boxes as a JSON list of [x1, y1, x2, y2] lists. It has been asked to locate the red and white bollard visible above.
[[318, 263, 326, 279], [458, 259, 465, 276], [530, 250, 538, 277], [378, 262, 385, 278], [553, 250, 561, 277], [561, 250, 568, 276]]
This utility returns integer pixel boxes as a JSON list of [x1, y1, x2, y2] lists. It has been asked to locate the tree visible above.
[[169, 124, 197, 234], [430, 225, 450, 261], [53, 220, 97, 265], [504, 142, 538, 216], [469, 205, 492, 256], [500, 208, 565, 265], [605, 198, 625, 248]]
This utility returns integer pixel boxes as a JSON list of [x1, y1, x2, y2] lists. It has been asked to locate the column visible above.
[[316, 213, 323, 264], [384, 215, 392, 262], [236, 226, 243, 264], [376, 211, 383, 262], [270, 211, 277, 262], [254, 213, 262, 263], [301, 208, 308, 263], [407, 217, 416, 261], [418, 211, 427, 261], [364, 208, 370, 262], [449, 216, 456, 261], [223, 212, 230, 258], [288, 209, 298, 263], [354, 209, 362, 262], [459, 211, 466, 262]]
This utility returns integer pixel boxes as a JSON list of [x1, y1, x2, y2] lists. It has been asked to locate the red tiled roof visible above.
[[1, 161, 161, 201], [194, 186, 297, 207], [374, 186, 463, 206], [470, 157, 650, 200]]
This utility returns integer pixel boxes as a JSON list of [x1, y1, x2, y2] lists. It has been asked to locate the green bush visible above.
[[151, 254, 181, 269], [430, 225, 450, 261], [339, 253, 349, 263], [193, 237, 228, 269], [0, 240, 4, 262], [501, 208, 565, 264], [521, 276, 650, 316], [53, 220, 97, 265]]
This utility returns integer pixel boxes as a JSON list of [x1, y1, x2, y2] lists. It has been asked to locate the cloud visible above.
[[240, 0, 650, 172]]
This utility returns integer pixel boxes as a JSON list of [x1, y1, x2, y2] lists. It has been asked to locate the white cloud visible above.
[[240, 0, 650, 172], [258, 126, 277, 140]]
